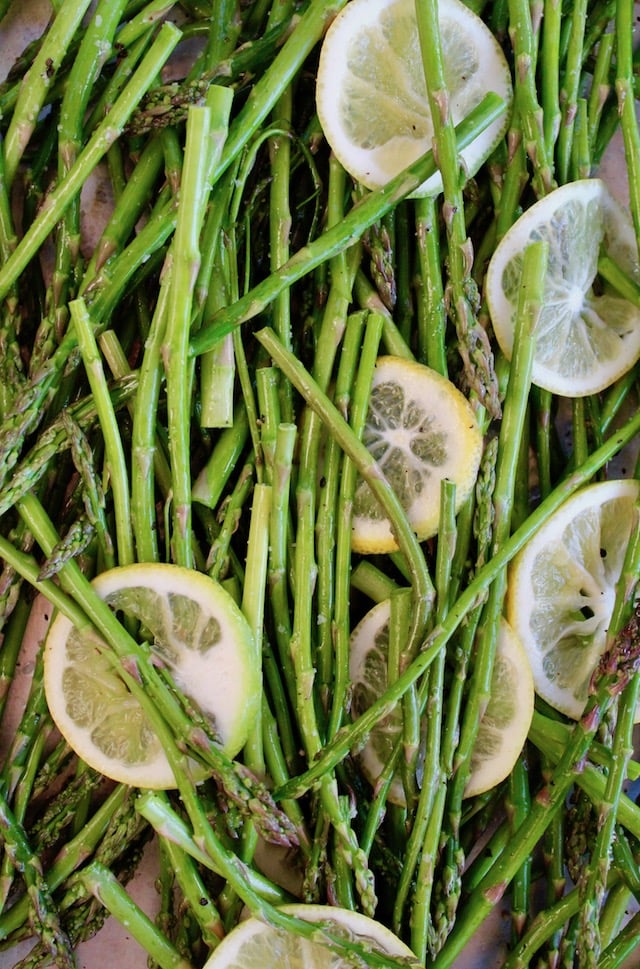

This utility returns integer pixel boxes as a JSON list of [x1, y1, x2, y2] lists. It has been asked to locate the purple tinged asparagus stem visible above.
[[0, 789, 74, 968], [2, 0, 94, 187]]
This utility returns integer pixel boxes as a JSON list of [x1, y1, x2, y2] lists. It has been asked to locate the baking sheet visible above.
[[0, 2, 637, 967]]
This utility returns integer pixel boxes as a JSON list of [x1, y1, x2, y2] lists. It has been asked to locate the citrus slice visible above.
[[485, 178, 640, 397], [507, 479, 640, 720], [315, 0, 512, 197], [349, 601, 534, 801], [464, 618, 534, 798], [43, 563, 260, 788], [202, 904, 416, 969], [351, 355, 482, 554], [349, 598, 410, 806]]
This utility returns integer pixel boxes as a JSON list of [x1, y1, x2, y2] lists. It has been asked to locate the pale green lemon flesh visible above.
[[202, 904, 416, 969], [349, 601, 534, 802], [351, 355, 483, 554], [486, 179, 640, 397], [507, 479, 640, 719], [44, 563, 260, 788]]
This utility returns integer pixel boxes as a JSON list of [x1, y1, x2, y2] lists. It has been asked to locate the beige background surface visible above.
[[0, 2, 636, 967]]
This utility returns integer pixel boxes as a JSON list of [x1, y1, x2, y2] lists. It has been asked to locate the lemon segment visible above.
[[348, 598, 408, 806], [315, 0, 512, 197], [351, 356, 483, 554], [465, 618, 534, 798], [44, 563, 260, 788], [202, 904, 416, 969], [485, 178, 640, 397], [349, 602, 534, 802], [507, 479, 640, 720]]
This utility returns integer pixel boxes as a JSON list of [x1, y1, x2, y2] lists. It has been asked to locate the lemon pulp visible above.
[[351, 355, 483, 554], [315, 0, 512, 197], [349, 601, 534, 801], [507, 479, 640, 719], [44, 563, 260, 788], [486, 178, 640, 397]]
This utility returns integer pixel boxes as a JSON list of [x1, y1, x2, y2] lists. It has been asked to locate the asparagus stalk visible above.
[[0, 22, 182, 303]]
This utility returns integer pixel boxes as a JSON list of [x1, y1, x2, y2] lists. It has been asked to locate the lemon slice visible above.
[[43, 563, 260, 788], [349, 602, 534, 801], [351, 356, 482, 554], [507, 479, 640, 720], [464, 618, 534, 798], [349, 599, 409, 806], [202, 904, 416, 969], [315, 0, 512, 197], [485, 178, 640, 397]]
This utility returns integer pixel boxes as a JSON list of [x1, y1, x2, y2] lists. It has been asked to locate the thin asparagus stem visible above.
[[508, 0, 555, 195], [615, 0, 640, 240], [556, 0, 588, 184], [69, 297, 134, 566], [414, 0, 499, 415], [255, 325, 434, 654], [2, 0, 94, 186], [163, 103, 230, 567], [74, 861, 193, 969], [0, 22, 182, 303], [0, 789, 74, 967]]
